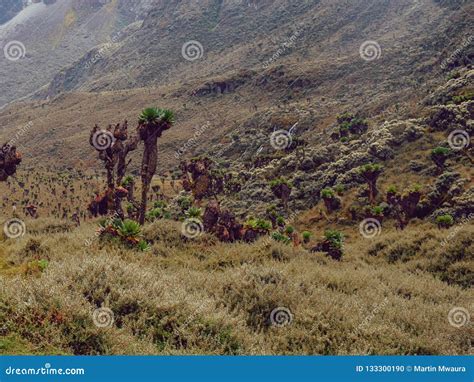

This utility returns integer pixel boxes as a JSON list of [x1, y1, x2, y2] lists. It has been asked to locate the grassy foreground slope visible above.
[[0, 218, 471, 355]]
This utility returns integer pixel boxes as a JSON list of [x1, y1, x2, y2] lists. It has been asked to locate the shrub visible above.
[[436, 214, 454, 229], [337, 113, 368, 135], [284, 225, 295, 235], [100, 219, 145, 249], [320, 188, 335, 199], [137, 240, 151, 252], [276, 216, 285, 227], [324, 230, 344, 249], [269, 178, 292, 210], [372, 205, 384, 216], [320, 188, 341, 213], [122, 176, 134, 187], [37, 259, 49, 272], [334, 184, 345, 195], [177, 196, 193, 213], [312, 230, 345, 261], [431, 147, 450, 171], [244, 218, 272, 232], [451, 92, 474, 104], [153, 200, 168, 209], [126, 203, 134, 214], [302, 231, 311, 243], [146, 208, 170, 221], [269, 177, 292, 189], [271, 232, 291, 244], [186, 207, 203, 220], [446, 71, 460, 80], [387, 185, 398, 194], [118, 219, 141, 238]]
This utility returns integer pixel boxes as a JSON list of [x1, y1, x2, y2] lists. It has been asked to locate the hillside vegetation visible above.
[[0, 218, 472, 355], [0, 0, 472, 356]]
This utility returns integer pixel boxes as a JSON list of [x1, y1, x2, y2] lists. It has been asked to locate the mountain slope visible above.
[[0, 0, 147, 107], [0, 0, 472, 174]]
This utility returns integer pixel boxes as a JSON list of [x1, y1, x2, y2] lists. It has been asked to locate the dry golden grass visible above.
[[0, 218, 472, 355]]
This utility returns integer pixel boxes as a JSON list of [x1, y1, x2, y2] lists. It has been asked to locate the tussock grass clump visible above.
[[0, 219, 471, 355], [365, 223, 473, 288]]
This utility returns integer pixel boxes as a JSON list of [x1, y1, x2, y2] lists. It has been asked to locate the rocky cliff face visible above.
[[0, 0, 150, 107], [45, 0, 471, 95]]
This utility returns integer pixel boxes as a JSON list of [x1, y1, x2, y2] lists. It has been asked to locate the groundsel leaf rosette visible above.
[[92, 130, 115, 151], [92, 307, 114, 328], [270, 307, 293, 327], [3, 218, 26, 239], [447, 307, 470, 328], [359, 218, 382, 239], [181, 218, 204, 239]]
